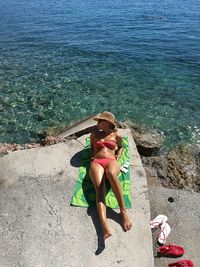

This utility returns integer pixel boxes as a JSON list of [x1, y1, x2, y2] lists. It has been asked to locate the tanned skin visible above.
[[89, 119, 133, 239]]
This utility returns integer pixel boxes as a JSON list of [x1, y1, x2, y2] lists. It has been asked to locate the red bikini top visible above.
[[94, 140, 116, 150]]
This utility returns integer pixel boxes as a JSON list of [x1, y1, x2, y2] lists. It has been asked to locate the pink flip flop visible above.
[[168, 260, 194, 267], [150, 214, 168, 229], [157, 222, 171, 245]]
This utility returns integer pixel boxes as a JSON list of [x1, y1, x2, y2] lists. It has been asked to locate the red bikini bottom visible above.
[[92, 158, 115, 169]]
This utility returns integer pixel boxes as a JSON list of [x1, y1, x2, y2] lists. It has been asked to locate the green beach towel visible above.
[[71, 136, 132, 209]]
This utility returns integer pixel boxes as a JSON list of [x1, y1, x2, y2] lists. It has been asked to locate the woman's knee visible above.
[[106, 169, 117, 180]]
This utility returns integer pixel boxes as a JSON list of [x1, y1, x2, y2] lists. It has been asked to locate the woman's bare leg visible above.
[[89, 163, 112, 239], [106, 160, 133, 232]]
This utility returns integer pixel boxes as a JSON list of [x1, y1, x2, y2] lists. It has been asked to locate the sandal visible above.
[[157, 244, 185, 257], [168, 260, 194, 267], [150, 214, 168, 229], [157, 222, 171, 245]]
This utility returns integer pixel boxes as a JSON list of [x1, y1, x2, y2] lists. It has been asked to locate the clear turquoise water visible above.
[[0, 0, 200, 148]]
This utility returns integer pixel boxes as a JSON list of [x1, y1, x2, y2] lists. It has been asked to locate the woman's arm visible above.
[[116, 134, 123, 161]]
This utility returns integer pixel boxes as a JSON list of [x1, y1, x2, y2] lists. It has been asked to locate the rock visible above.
[[40, 135, 65, 146], [0, 142, 42, 156], [0, 145, 9, 157], [0, 143, 24, 157], [142, 144, 200, 193], [13, 144, 23, 151], [165, 144, 200, 192], [44, 124, 68, 136], [118, 120, 165, 156], [144, 166, 162, 187], [25, 143, 41, 149]]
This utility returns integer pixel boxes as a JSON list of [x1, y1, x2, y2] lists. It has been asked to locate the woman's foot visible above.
[[120, 209, 133, 232], [102, 222, 112, 239]]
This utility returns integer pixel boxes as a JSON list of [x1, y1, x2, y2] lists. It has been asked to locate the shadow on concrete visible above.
[[70, 148, 90, 168], [70, 149, 123, 255], [83, 168, 123, 254], [87, 206, 123, 255], [107, 208, 122, 228], [87, 207, 105, 255]]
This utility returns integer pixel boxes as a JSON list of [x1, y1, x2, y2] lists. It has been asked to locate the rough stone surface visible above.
[[0, 143, 24, 157], [0, 125, 154, 267], [148, 186, 200, 267], [142, 144, 200, 192], [118, 120, 164, 156]]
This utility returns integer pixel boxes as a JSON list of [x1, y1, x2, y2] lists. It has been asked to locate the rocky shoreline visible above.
[[1, 119, 199, 193], [119, 120, 200, 193]]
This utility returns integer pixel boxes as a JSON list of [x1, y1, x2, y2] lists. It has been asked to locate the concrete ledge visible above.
[[0, 121, 154, 267], [149, 186, 200, 267]]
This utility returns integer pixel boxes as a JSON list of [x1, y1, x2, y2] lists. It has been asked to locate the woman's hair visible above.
[[110, 123, 117, 132]]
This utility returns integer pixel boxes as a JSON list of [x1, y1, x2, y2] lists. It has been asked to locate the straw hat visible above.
[[93, 111, 116, 126]]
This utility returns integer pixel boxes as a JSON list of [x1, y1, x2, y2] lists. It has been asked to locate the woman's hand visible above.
[[116, 134, 123, 162], [116, 154, 120, 161]]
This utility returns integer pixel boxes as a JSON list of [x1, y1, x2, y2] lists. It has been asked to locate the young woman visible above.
[[89, 111, 132, 239]]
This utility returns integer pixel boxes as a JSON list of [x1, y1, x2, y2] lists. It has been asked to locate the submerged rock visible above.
[[45, 115, 95, 136]]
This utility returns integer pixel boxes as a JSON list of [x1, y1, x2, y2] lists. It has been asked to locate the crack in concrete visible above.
[[32, 176, 68, 237], [25, 145, 68, 238]]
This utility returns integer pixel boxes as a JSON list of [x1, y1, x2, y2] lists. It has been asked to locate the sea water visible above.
[[0, 0, 200, 149]]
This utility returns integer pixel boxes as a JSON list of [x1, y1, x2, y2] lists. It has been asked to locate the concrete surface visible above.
[[0, 118, 154, 267], [59, 115, 97, 138], [149, 186, 200, 267]]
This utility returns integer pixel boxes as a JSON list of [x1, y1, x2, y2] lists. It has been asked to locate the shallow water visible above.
[[0, 0, 200, 148]]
